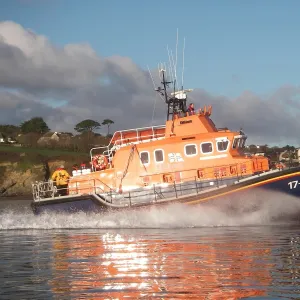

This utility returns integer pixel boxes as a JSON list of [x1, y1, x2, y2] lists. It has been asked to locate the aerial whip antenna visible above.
[[175, 28, 179, 90], [147, 65, 164, 125], [181, 37, 186, 90]]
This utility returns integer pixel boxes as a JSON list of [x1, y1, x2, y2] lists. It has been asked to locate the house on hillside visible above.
[[0, 132, 17, 144], [37, 132, 73, 147], [0, 132, 5, 143], [37, 132, 60, 145]]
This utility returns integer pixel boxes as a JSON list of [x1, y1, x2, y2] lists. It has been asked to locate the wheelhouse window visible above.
[[217, 140, 229, 152], [184, 144, 197, 156], [154, 149, 164, 163], [201, 142, 213, 154], [140, 151, 149, 164], [240, 138, 246, 148], [232, 138, 239, 149], [232, 137, 247, 149]]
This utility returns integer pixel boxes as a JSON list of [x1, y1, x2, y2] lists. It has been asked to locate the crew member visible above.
[[51, 165, 70, 196], [187, 103, 195, 115]]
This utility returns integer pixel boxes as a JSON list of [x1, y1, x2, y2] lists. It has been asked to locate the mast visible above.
[[155, 69, 192, 121], [154, 31, 192, 121]]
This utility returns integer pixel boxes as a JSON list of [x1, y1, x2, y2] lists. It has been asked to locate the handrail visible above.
[[107, 124, 166, 149], [113, 133, 165, 147], [32, 177, 118, 201], [93, 177, 114, 192], [69, 176, 114, 194], [32, 165, 289, 204], [89, 129, 166, 171]]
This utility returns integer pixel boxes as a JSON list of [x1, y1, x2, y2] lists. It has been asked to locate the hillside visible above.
[[0, 145, 90, 197]]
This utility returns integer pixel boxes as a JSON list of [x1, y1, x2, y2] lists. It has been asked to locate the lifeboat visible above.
[[31, 69, 300, 215]]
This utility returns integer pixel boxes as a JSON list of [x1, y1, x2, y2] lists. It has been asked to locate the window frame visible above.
[[200, 141, 214, 155], [154, 149, 164, 163], [184, 143, 198, 157], [216, 139, 230, 153], [140, 150, 150, 165], [232, 137, 246, 149], [239, 138, 246, 148], [232, 138, 239, 149]]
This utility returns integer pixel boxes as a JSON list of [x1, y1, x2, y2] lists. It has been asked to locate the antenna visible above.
[[167, 45, 174, 82], [151, 29, 193, 121], [169, 49, 176, 94], [175, 28, 179, 90], [181, 37, 185, 90], [147, 65, 164, 125]]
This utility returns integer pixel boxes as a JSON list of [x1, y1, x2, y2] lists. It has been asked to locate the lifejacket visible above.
[[51, 168, 70, 185]]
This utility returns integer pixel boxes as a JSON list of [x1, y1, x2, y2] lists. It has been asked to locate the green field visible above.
[[0, 144, 89, 158]]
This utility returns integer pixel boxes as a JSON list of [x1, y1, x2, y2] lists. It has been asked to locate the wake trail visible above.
[[0, 190, 299, 230]]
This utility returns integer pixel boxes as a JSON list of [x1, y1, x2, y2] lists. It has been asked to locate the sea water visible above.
[[0, 192, 300, 299]]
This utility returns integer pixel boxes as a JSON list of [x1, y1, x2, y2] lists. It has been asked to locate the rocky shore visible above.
[[0, 150, 88, 198]]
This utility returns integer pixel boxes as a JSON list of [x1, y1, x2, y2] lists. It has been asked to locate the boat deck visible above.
[[31, 167, 298, 210]]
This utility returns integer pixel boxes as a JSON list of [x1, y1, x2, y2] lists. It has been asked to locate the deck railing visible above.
[[32, 175, 117, 201], [110, 125, 166, 146], [89, 125, 166, 171], [32, 175, 224, 203], [32, 164, 284, 206]]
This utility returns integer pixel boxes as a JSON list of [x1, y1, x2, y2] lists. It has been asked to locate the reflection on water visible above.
[[1, 227, 300, 299], [50, 232, 272, 299]]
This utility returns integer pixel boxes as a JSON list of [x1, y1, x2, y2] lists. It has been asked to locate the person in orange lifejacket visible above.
[[187, 103, 195, 115], [51, 165, 70, 196]]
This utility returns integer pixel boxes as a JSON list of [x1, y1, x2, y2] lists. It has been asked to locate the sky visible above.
[[1, 0, 300, 145]]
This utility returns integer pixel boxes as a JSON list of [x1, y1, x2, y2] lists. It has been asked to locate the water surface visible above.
[[0, 196, 300, 299]]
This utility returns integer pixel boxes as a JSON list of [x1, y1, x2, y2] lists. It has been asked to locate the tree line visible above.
[[0, 117, 115, 152], [0, 117, 114, 136]]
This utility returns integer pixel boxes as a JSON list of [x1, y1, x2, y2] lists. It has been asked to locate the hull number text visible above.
[[288, 180, 299, 189]]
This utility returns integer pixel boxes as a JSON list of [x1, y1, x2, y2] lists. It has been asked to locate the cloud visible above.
[[0, 21, 300, 145], [190, 87, 300, 145]]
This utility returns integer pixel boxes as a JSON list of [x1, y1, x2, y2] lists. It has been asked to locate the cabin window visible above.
[[232, 137, 246, 149], [140, 151, 150, 164], [184, 144, 197, 156], [232, 138, 239, 149], [217, 140, 229, 152], [154, 149, 164, 163], [240, 138, 246, 148], [200, 142, 213, 154]]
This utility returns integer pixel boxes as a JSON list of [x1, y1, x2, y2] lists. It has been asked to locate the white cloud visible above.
[[0, 21, 300, 145]]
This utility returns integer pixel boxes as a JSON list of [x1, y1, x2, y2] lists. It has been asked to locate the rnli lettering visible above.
[[240, 164, 247, 174], [230, 165, 237, 175], [163, 174, 174, 183], [213, 167, 226, 177], [143, 176, 150, 186], [214, 168, 220, 177], [220, 167, 226, 176], [168, 153, 184, 163], [197, 169, 204, 178]]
